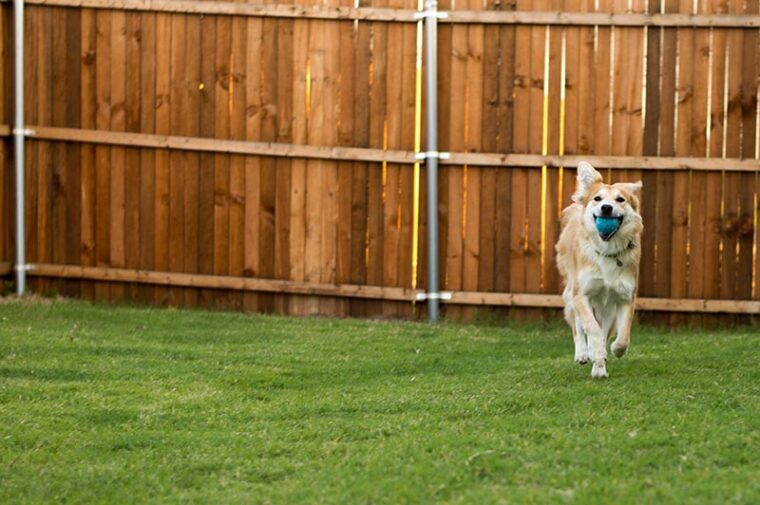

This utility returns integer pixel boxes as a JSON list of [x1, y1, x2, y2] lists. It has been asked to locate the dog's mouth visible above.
[[594, 215, 624, 241]]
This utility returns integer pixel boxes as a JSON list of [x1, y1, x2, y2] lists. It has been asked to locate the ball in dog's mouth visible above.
[[594, 215, 623, 241]]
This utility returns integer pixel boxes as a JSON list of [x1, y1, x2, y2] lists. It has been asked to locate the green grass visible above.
[[0, 299, 758, 504]]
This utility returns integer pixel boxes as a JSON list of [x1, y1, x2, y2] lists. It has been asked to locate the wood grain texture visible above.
[[14, 3, 758, 325], [653, 0, 679, 320], [287, 15, 309, 315], [213, 15, 231, 308], [138, 10, 156, 303], [10, 125, 758, 170], [25, 263, 760, 314], [198, 14, 217, 308], [153, 12, 170, 305], [274, 16, 295, 314], [9, 0, 760, 26]]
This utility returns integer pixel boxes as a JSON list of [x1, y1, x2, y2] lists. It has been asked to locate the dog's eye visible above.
[[615, 197, 625, 203], [593, 196, 602, 202]]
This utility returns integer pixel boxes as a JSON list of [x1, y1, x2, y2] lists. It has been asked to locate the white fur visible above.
[[556, 162, 643, 379]]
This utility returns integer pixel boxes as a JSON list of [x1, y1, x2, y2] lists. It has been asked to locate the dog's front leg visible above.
[[572, 315, 589, 364], [572, 294, 607, 378], [611, 302, 635, 358]]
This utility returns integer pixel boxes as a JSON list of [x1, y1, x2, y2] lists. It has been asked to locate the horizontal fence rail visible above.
[[20, 263, 760, 314], [1, 125, 758, 171], [1, 0, 759, 26]]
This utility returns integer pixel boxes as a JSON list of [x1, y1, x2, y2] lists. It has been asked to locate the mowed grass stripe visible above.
[[0, 299, 758, 504]]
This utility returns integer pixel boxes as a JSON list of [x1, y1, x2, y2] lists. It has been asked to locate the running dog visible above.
[[555, 162, 643, 379]]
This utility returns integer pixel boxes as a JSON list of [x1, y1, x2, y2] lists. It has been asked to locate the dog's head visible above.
[[573, 161, 642, 242]]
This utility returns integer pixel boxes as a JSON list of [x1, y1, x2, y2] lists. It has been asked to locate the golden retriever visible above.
[[555, 162, 643, 378]]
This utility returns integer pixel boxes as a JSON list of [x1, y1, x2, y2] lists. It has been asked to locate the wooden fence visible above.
[[0, 0, 759, 323]]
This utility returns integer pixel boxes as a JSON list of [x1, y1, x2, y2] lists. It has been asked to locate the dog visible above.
[[555, 162, 643, 378]]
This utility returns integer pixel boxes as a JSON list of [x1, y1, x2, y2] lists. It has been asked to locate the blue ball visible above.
[[595, 216, 620, 237]]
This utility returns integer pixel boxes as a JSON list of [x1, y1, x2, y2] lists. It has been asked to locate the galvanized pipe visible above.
[[424, 0, 439, 321], [13, 0, 26, 295]]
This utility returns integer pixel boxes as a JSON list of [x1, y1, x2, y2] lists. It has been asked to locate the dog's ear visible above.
[[624, 180, 643, 196], [573, 161, 603, 202], [622, 180, 642, 209]]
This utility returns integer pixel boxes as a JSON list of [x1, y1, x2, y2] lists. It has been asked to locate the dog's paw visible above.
[[611, 340, 628, 358], [574, 352, 590, 365], [591, 361, 608, 379]]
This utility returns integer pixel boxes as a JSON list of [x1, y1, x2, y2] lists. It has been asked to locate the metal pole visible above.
[[424, 0, 439, 321], [13, 0, 26, 295]]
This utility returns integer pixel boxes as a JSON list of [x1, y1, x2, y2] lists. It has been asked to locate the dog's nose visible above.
[[601, 204, 613, 215]]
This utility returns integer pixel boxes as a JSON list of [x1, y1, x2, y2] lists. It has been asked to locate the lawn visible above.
[[0, 299, 758, 504]]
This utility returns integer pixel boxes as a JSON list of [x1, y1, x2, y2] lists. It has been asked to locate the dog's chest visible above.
[[579, 261, 636, 305]]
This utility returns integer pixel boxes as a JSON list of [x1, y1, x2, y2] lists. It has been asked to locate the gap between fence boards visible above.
[[10, 263, 760, 314], [3, 0, 760, 27], [3, 125, 759, 172]]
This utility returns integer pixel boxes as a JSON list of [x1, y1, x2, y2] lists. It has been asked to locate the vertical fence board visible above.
[[594, 0, 612, 159], [739, 0, 759, 302], [396, 9, 416, 318], [304, 13, 325, 315], [94, 9, 111, 300], [287, 16, 308, 315], [79, 10, 96, 300], [542, 2, 562, 300], [243, 15, 262, 313], [259, 15, 279, 314], [366, 6, 388, 317], [124, 12, 141, 301], [51, 7, 67, 298], [62, 10, 82, 298], [183, 15, 201, 307], [138, 11, 156, 303], [109, 10, 126, 300], [37, 9, 53, 296], [701, 0, 727, 325], [669, 0, 694, 324], [653, 0, 678, 321], [350, 15, 371, 318], [444, 6, 465, 319], [507, 0, 531, 320], [153, 13, 170, 305], [686, 2, 711, 326], [319, 8, 340, 317], [167, 13, 185, 306], [639, 0, 660, 302], [274, 17, 295, 314], [197, 15, 216, 307], [719, 0, 744, 311], [478, 0, 500, 296], [380, 0, 412, 318], [0, 5, 5, 270], [213, 16, 231, 307], [336, 17, 354, 316], [458, 0, 484, 320], [524, 0, 545, 319], [228, 15, 248, 311]]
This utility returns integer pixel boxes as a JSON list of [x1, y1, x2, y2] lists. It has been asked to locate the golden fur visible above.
[[555, 162, 643, 378]]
